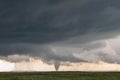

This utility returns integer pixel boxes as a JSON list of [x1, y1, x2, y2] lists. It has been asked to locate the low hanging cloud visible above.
[[0, 0, 120, 70], [0, 41, 120, 71]]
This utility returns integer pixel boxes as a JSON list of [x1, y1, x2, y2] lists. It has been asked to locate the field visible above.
[[0, 71, 120, 80]]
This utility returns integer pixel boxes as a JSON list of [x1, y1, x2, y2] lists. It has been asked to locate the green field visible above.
[[0, 71, 120, 80]]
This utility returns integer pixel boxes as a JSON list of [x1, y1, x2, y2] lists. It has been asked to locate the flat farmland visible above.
[[0, 71, 120, 80]]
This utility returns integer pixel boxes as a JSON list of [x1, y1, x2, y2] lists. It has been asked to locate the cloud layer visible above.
[[0, 0, 120, 44]]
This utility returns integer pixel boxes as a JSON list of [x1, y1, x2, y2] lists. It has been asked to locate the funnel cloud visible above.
[[54, 61, 60, 71]]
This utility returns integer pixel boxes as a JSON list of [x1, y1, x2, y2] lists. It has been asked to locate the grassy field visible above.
[[0, 71, 120, 80]]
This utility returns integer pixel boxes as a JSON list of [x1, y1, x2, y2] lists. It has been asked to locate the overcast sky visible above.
[[0, 0, 120, 71]]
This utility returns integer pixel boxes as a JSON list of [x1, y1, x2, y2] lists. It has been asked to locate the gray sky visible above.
[[0, 0, 120, 70]]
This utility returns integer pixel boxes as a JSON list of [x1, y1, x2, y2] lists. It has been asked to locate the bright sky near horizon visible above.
[[1, 58, 120, 72]]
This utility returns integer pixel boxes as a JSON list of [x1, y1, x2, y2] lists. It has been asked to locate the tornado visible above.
[[54, 61, 60, 71]]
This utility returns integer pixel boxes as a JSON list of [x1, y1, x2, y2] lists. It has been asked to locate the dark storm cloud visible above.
[[0, 0, 120, 44], [1, 0, 120, 69]]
